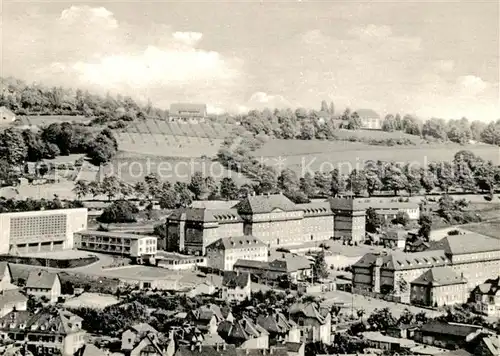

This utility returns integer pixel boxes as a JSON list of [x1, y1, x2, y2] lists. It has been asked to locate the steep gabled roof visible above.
[[354, 109, 381, 119], [257, 312, 294, 334], [130, 322, 158, 335], [429, 232, 500, 255], [75, 344, 107, 356], [270, 254, 312, 273], [353, 250, 450, 271], [233, 194, 299, 214], [0, 262, 11, 279], [168, 208, 242, 223], [0, 289, 28, 307], [474, 276, 500, 295], [218, 317, 268, 342], [411, 267, 467, 287], [26, 270, 59, 290], [207, 236, 266, 251], [222, 271, 250, 289]]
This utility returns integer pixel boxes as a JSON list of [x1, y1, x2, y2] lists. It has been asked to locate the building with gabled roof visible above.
[[0, 262, 17, 292], [74, 344, 107, 356], [0, 308, 86, 356], [206, 236, 268, 271], [221, 271, 251, 302], [130, 333, 166, 356], [121, 322, 159, 352], [410, 266, 468, 307], [288, 302, 332, 345], [471, 276, 500, 317], [218, 317, 269, 349], [413, 321, 484, 350], [165, 208, 244, 254], [25, 270, 61, 303], [169, 103, 207, 123], [354, 108, 382, 130], [0, 289, 28, 318], [256, 312, 300, 344]]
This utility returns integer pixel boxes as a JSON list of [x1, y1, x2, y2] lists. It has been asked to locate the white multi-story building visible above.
[[0, 208, 88, 254], [206, 236, 268, 271], [74, 230, 157, 264], [221, 272, 251, 302]]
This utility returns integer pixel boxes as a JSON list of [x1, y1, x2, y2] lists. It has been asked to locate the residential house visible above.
[[288, 302, 332, 344], [174, 344, 237, 356], [361, 331, 416, 352], [25, 270, 61, 303], [188, 305, 225, 335], [130, 333, 166, 356], [386, 324, 418, 339], [0, 289, 28, 318], [256, 312, 300, 344], [206, 236, 268, 271], [218, 317, 269, 349], [221, 272, 251, 302], [413, 321, 483, 350], [0, 308, 86, 356], [380, 229, 407, 250], [121, 323, 158, 353], [410, 266, 468, 307], [355, 109, 382, 130], [471, 276, 500, 317]]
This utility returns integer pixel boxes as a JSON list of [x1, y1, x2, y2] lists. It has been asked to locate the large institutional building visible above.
[[165, 194, 419, 255], [0, 208, 88, 255], [352, 231, 500, 305], [165, 194, 334, 255]]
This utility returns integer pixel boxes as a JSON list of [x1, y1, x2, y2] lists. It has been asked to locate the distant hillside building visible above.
[[169, 103, 207, 123], [0, 107, 15, 125], [354, 109, 382, 130]]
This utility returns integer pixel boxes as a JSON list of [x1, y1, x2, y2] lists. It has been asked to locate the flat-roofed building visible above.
[[206, 236, 268, 271], [74, 230, 157, 264], [157, 252, 206, 270], [0, 208, 88, 255]]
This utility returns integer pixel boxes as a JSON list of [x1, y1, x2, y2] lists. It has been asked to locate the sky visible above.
[[1, 0, 499, 121]]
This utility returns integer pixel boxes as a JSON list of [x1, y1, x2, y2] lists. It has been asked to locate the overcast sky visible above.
[[1, 0, 499, 120]]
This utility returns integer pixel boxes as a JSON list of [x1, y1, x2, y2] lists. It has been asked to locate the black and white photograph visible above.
[[0, 0, 499, 355]]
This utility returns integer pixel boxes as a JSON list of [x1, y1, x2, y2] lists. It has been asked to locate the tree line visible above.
[[0, 196, 83, 213], [0, 123, 118, 181], [0, 76, 166, 122]]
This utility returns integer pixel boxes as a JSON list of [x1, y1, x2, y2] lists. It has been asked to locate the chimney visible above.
[[198, 344, 202, 353]]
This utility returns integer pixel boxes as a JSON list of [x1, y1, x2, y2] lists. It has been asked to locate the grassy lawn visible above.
[[462, 219, 500, 239]]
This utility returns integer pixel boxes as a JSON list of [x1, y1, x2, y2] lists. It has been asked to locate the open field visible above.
[[63, 292, 120, 309], [123, 120, 235, 139], [116, 133, 223, 157], [326, 128, 424, 143], [320, 290, 442, 319], [254, 140, 500, 175], [462, 219, 500, 239], [102, 152, 251, 184]]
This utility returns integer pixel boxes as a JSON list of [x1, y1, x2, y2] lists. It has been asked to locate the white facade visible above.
[[74, 231, 157, 260], [222, 277, 251, 302], [206, 240, 268, 271], [0, 208, 88, 254]]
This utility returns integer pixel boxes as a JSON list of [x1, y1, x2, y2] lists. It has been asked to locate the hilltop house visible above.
[[25, 270, 61, 303], [354, 109, 382, 130], [0, 308, 86, 356], [221, 272, 251, 302], [169, 103, 207, 124]]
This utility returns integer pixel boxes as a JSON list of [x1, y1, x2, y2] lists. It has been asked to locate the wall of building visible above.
[[0, 208, 88, 254], [451, 259, 500, 290], [301, 215, 334, 241]]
